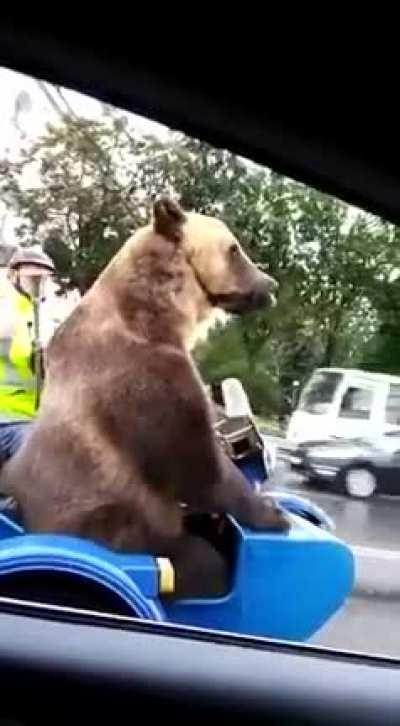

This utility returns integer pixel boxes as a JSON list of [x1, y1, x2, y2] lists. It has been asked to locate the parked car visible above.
[[287, 431, 400, 498]]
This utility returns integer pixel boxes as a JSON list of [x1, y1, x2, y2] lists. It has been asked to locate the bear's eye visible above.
[[229, 243, 239, 256]]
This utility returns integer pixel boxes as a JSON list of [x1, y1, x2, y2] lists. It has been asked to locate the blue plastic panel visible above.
[[0, 512, 24, 538], [0, 533, 164, 620], [164, 515, 354, 641], [0, 513, 354, 641]]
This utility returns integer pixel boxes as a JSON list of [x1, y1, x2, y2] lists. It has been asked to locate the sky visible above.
[[0, 65, 364, 247], [0, 65, 177, 308], [0, 66, 169, 244], [0, 66, 167, 153]]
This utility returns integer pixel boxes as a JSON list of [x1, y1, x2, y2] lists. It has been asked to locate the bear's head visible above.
[[153, 197, 278, 315], [97, 197, 279, 350]]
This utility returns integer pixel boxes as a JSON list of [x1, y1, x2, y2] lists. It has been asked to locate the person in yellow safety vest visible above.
[[0, 246, 57, 465]]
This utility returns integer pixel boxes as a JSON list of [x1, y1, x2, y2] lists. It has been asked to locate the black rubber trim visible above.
[[0, 20, 400, 224], [0, 603, 400, 724], [0, 595, 397, 669]]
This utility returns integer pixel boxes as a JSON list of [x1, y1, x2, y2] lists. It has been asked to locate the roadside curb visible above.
[[353, 546, 400, 597]]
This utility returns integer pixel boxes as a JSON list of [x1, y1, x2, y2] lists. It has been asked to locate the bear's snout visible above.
[[265, 272, 279, 303], [245, 270, 279, 310], [264, 272, 279, 295], [215, 272, 278, 314], [247, 271, 279, 310]]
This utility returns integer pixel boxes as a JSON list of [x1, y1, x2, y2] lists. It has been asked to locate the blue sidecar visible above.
[[0, 501, 354, 642], [0, 379, 353, 641]]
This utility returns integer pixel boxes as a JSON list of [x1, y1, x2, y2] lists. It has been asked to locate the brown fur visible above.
[[0, 198, 289, 576]]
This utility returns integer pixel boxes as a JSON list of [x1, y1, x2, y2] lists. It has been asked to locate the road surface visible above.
[[312, 596, 400, 657], [266, 450, 400, 658], [271, 464, 400, 551]]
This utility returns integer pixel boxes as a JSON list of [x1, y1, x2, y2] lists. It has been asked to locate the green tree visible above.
[[291, 189, 383, 366], [0, 115, 144, 292], [1, 111, 395, 418]]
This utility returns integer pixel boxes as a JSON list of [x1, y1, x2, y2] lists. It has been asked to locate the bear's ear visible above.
[[153, 197, 186, 242]]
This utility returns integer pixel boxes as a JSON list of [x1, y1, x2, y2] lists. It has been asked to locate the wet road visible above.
[[265, 449, 400, 657], [262, 433, 400, 550], [272, 473, 400, 657], [312, 595, 400, 657], [271, 467, 400, 550]]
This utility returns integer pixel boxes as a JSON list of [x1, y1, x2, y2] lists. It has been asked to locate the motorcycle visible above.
[[211, 378, 335, 531]]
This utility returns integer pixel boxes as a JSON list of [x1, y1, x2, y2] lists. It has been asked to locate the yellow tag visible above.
[[157, 557, 175, 594]]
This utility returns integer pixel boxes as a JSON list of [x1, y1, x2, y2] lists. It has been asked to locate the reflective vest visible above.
[[0, 287, 36, 421]]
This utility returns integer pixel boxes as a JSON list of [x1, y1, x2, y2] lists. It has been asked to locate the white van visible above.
[[286, 367, 400, 444]]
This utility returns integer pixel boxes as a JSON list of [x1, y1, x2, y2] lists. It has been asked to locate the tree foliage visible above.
[[1, 112, 399, 417]]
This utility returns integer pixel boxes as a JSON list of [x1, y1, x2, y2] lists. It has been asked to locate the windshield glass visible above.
[[3, 63, 400, 661], [298, 371, 342, 414]]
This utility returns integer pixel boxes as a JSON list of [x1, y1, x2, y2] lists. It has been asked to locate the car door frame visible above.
[[0, 597, 400, 725]]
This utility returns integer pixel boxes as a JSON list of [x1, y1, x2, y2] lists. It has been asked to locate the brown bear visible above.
[[0, 198, 289, 596]]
